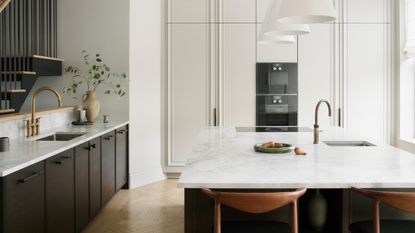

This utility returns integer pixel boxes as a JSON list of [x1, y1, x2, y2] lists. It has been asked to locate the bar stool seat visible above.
[[350, 220, 415, 233], [222, 221, 291, 233]]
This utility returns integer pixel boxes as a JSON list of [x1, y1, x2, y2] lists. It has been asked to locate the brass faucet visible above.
[[26, 87, 63, 137], [313, 100, 332, 144]]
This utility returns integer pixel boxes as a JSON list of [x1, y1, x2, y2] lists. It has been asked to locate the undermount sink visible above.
[[37, 133, 85, 141], [323, 141, 376, 147]]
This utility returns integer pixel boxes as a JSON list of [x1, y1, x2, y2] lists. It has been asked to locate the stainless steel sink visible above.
[[37, 133, 85, 141], [323, 141, 376, 147]]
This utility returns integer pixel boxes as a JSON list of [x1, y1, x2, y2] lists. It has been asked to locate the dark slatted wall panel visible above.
[[0, 0, 58, 113], [0, 0, 57, 57]]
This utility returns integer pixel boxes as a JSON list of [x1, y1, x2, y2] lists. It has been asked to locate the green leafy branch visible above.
[[63, 50, 127, 98]]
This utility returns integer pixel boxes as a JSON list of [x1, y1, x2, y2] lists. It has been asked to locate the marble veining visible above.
[[178, 127, 415, 189], [0, 120, 129, 177]]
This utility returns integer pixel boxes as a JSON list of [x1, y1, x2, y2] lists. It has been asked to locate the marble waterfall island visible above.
[[178, 126, 415, 233]]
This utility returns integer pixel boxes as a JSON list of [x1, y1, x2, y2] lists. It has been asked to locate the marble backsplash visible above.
[[0, 109, 77, 139]]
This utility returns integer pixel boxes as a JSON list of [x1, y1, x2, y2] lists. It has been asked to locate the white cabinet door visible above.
[[344, 0, 391, 23], [168, 0, 209, 22], [297, 24, 334, 129], [221, 24, 256, 126], [168, 24, 210, 166], [221, 0, 256, 22], [344, 24, 390, 143]]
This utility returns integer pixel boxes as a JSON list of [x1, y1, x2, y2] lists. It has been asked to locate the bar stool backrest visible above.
[[352, 187, 415, 233], [202, 188, 307, 233]]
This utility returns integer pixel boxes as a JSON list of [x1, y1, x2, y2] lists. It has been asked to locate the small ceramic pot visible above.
[[83, 91, 100, 122]]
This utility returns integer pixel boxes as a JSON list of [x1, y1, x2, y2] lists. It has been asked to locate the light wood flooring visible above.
[[82, 179, 184, 233]]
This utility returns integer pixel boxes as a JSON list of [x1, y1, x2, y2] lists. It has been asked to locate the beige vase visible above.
[[83, 91, 100, 122]]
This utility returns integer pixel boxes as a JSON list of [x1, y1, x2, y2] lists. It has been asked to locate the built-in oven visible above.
[[256, 63, 298, 126], [256, 63, 298, 94]]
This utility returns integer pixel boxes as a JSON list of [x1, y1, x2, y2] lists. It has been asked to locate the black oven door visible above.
[[256, 63, 298, 95], [256, 95, 298, 126]]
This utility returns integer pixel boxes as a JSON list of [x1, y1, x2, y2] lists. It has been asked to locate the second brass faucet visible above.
[[27, 87, 63, 137], [314, 100, 332, 144]]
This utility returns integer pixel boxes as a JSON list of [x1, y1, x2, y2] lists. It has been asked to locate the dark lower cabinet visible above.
[[0, 125, 128, 233], [116, 126, 128, 191], [101, 131, 116, 206], [46, 149, 75, 233], [89, 137, 102, 219], [3, 162, 45, 233], [75, 142, 90, 233]]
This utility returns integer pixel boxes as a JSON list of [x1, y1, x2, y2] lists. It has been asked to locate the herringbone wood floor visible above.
[[82, 179, 184, 233]]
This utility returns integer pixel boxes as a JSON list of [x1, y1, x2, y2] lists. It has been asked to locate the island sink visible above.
[[323, 141, 376, 147], [37, 133, 85, 141]]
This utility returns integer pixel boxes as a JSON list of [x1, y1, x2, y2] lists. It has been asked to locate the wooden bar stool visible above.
[[202, 188, 307, 233], [350, 187, 415, 233]]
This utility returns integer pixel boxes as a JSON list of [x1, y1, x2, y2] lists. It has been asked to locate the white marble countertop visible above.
[[178, 127, 415, 189], [0, 120, 129, 177]]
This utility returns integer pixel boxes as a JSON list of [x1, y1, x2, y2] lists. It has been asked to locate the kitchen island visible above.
[[178, 126, 415, 233]]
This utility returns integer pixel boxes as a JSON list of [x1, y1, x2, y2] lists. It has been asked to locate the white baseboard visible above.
[[129, 167, 166, 189]]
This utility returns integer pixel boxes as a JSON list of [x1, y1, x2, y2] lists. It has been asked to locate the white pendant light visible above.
[[258, 33, 296, 44], [277, 0, 337, 24], [263, 0, 310, 36]]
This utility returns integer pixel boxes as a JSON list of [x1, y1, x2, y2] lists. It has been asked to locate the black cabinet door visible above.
[[75, 142, 90, 233], [116, 125, 128, 191], [89, 137, 101, 219], [101, 131, 116, 206], [46, 149, 75, 233], [4, 162, 45, 233]]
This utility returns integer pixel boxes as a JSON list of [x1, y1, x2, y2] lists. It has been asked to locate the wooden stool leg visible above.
[[373, 201, 380, 233], [214, 200, 221, 233], [291, 201, 298, 233]]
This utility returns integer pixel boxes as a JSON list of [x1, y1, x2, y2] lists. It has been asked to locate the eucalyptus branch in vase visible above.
[[63, 50, 128, 122]]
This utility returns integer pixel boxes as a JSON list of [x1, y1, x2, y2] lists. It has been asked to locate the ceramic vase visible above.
[[83, 91, 100, 122], [308, 190, 328, 232]]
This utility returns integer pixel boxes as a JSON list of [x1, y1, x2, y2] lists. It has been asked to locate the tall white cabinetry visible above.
[[341, 0, 392, 143], [163, 0, 393, 174]]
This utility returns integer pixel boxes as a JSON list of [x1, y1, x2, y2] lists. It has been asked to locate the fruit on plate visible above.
[[294, 147, 307, 156], [263, 141, 274, 148], [274, 143, 283, 148], [262, 141, 286, 148]]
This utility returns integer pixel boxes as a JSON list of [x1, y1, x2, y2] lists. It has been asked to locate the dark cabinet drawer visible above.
[[116, 125, 128, 191], [46, 149, 75, 233], [4, 162, 45, 233], [101, 131, 116, 206]]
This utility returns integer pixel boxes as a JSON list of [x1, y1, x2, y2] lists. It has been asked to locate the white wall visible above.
[[20, 0, 130, 120], [129, 0, 166, 188]]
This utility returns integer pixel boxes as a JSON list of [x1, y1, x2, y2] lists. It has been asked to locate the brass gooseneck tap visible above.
[[27, 87, 63, 137], [314, 100, 332, 144]]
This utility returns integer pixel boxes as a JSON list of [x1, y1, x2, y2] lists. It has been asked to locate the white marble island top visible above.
[[0, 120, 128, 177], [178, 127, 415, 189]]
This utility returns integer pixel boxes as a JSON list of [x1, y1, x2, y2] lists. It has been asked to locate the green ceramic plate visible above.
[[254, 143, 293, 154]]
